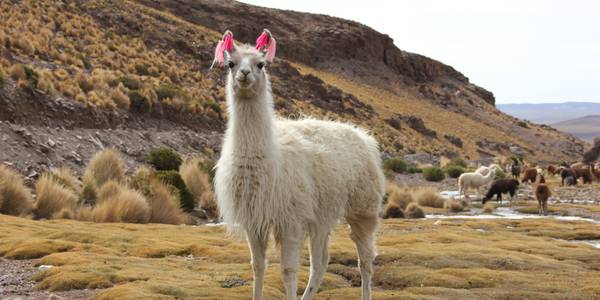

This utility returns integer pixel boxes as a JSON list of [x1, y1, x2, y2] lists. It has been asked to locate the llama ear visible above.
[[255, 29, 276, 62], [210, 30, 235, 69]]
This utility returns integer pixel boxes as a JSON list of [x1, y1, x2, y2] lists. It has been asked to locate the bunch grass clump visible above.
[[82, 149, 126, 204], [405, 203, 425, 219], [444, 199, 465, 212], [33, 173, 78, 220], [0, 164, 33, 216], [145, 148, 182, 171], [415, 188, 445, 208], [383, 157, 408, 174]]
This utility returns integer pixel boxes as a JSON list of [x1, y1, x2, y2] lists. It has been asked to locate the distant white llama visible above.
[[212, 29, 384, 300], [458, 168, 496, 199], [475, 163, 501, 176]]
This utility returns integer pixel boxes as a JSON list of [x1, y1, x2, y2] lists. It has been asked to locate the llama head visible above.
[[212, 29, 277, 95]]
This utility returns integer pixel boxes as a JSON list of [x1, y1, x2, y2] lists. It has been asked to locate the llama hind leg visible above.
[[348, 215, 378, 300], [247, 232, 268, 300], [279, 230, 304, 300], [301, 230, 330, 300]]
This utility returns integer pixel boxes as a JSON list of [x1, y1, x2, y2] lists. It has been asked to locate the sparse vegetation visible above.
[[91, 185, 150, 223], [382, 156, 408, 173], [156, 170, 195, 212], [422, 166, 445, 182], [145, 148, 183, 171], [33, 173, 78, 220], [444, 198, 465, 212], [0, 164, 33, 216]]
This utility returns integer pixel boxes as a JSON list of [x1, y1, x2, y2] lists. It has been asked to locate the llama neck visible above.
[[225, 75, 277, 159]]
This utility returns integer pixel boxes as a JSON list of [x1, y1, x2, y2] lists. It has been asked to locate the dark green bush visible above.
[[23, 65, 38, 91], [383, 157, 408, 173], [135, 63, 151, 76], [445, 165, 465, 178], [423, 166, 445, 182], [204, 100, 222, 114], [145, 148, 182, 171], [156, 170, 195, 212], [407, 165, 422, 174], [495, 169, 506, 180], [128, 90, 151, 113], [0, 71, 5, 86]]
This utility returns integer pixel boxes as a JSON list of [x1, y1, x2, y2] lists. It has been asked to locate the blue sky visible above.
[[240, 1, 600, 104]]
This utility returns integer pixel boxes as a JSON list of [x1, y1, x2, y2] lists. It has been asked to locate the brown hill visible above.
[[0, 0, 587, 177], [552, 115, 600, 142]]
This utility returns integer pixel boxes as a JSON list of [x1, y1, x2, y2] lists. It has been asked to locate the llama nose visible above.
[[241, 70, 250, 76]]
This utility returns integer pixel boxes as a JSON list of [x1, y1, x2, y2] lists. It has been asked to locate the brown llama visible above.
[[521, 167, 537, 184], [535, 174, 551, 215]]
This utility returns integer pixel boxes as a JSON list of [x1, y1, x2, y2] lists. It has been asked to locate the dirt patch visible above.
[[0, 258, 98, 299]]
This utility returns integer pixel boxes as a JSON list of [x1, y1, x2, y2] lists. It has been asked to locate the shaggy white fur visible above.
[[213, 33, 384, 300], [458, 168, 496, 199]]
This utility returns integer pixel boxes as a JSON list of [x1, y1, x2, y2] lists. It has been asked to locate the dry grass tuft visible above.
[[179, 157, 215, 215], [382, 203, 404, 219], [405, 203, 425, 219], [415, 188, 445, 208], [146, 179, 187, 224], [0, 164, 33, 216], [34, 173, 78, 220], [82, 149, 126, 204], [444, 199, 465, 212], [49, 167, 81, 194], [386, 184, 414, 209], [91, 186, 150, 223]]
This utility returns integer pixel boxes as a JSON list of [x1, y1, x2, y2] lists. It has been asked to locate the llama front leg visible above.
[[301, 231, 330, 300], [247, 232, 268, 300], [280, 232, 303, 300]]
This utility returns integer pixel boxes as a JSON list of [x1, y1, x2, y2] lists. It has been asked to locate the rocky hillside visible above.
[[0, 0, 587, 178]]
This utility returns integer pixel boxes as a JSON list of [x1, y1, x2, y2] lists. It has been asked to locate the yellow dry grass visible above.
[[0, 164, 33, 216], [1, 214, 600, 298]]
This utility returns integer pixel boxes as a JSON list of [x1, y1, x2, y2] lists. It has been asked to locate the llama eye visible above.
[[257, 62, 264, 69], [228, 61, 235, 69]]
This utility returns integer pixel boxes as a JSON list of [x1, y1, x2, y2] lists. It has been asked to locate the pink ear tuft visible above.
[[255, 29, 276, 62], [210, 30, 234, 69]]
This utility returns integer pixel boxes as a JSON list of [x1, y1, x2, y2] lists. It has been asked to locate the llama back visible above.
[[276, 119, 384, 222]]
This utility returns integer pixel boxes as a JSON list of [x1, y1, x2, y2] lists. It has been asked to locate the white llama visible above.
[[475, 163, 501, 176], [212, 30, 384, 300], [458, 168, 496, 199]]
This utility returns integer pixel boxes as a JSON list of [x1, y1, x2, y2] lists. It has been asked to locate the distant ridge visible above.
[[552, 115, 600, 142], [498, 102, 600, 124]]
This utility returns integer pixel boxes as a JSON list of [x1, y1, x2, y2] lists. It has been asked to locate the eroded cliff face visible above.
[[137, 0, 494, 105]]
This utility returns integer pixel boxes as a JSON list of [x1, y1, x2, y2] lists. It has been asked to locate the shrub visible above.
[[383, 157, 408, 173], [405, 203, 425, 219], [179, 157, 212, 210], [48, 167, 81, 195], [0, 71, 4, 86], [134, 63, 151, 76], [82, 149, 126, 204], [445, 165, 465, 178], [382, 203, 404, 219], [91, 187, 150, 223], [422, 166, 445, 182], [407, 165, 422, 174], [155, 84, 179, 101], [444, 199, 464, 212], [0, 164, 33, 216], [146, 179, 187, 224], [33, 173, 78, 219], [156, 170, 195, 212], [110, 87, 130, 109], [386, 184, 414, 209], [447, 158, 467, 168], [129, 166, 154, 196], [145, 148, 182, 171], [415, 188, 445, 208], [10, 64, 27, 80], [128, 90, 151, 113]]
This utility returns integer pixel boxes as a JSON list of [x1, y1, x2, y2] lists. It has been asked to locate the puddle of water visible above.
[[426, 207, 600, 225], [205, 222, 225, 227]]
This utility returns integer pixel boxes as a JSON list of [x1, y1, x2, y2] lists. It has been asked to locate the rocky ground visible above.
[[0, 258, 97, 300]]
